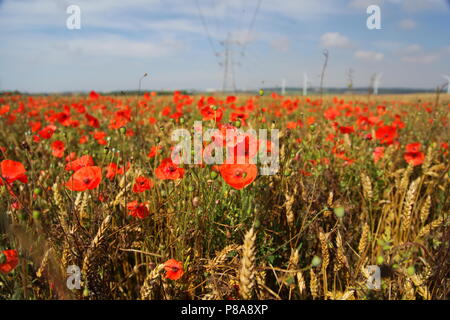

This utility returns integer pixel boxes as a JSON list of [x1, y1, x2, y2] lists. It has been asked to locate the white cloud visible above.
[[398, 19, 417, 30], [65, 36, 184, 59], [396, 44, 423, 55], [320, 32, 352, 48], [354, 50, 384, 61], [401, 54, 440, 64]]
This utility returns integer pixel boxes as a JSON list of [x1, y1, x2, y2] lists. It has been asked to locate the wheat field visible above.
[[0, 91, 448, 300]]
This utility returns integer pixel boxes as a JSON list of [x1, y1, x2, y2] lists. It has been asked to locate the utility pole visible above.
[[220, 33, 240, 92]]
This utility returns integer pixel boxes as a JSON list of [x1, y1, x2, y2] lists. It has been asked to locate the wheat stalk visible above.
[[416, 216, 446, 239], [361, 172, 373, 201], [36, 247, 52, 278], [358, 223, 370, 255], [309, 268, 318, 299], [334, 231, 348, 272], [239, 227, 257, 300], [401, 177, 420, 235], [419, 195, 431, 224], [140, 264, 165, 300], [81, 214, 112, 298]]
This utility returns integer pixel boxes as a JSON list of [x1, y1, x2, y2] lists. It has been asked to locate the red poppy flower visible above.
[[105, 163, 120, 180], [85, 113, 100, 128], [406, 142, 421, 153], [0, 160, 27, 185], [0, 249, 19, 274], [307, 117, 316, 125], [51, 140, 65, 158], [105, 162, 130, 180], [164, 259, 184, 280], [65, 152, 76, 162], [219, 163, 257, 190], [127, 201, 149, 219], [339, 126, 354, 134], [0, 104, 10, 116], [29, 121, 42, 132], [155, 158, 185, 180], [227, 133, 259, 164], [66, 166, 102, 191], [226, 96, 237, 104], [324, 107, 340, 121], [38, 125, 57, 139], [65, 155, 94, 172], [147, 146, 161, 158], [230, 112, 248, 126], [201, 106, 223, 122], [212, 123, 239, 147], [373, 147, 385, 163], [132, 176, 154, 193], [404, 151, 424, 166], [403, 143, 424, 166], [375, 125, 397, 145], [89, 90, 100, 100], [79, 135, 89, 144]]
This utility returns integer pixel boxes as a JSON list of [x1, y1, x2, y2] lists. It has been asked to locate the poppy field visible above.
[[0, 91, 449, 300]]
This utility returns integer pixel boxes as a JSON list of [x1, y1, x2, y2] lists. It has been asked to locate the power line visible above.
[[241, 0, 262, 55], [194, 0, 262, 91], [194, 0, 220, 61], [211, 0, 222, 37]]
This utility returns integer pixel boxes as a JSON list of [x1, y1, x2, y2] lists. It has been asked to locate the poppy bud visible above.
[[83, 286, 89, 297], [334, 207, 345, 218], [32, 210, 41, 220], [234, 120, 241, 128], [407, 266, 415, 276], [283, 170, 291, 177], [259, 89, 264, 96], [210, 171, 218, 179], [188, 185, 194, 192], [211, 105, 218, 110], [179, 117, 185, 124], [119, 127, 126, 135], [34, 188, 41, 195], [311, 255, 321, 267], [253, 219, 261, 229], [192, 197, 200, 207], [376, 256, 384, 265]]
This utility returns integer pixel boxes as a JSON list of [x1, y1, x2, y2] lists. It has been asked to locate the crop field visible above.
[[0, 91, 448, 300]]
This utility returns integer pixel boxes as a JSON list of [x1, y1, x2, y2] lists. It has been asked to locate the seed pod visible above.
[[192, 196, 200, 207]]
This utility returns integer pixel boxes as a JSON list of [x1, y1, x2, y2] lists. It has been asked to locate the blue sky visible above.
[[0, 0, 449, 92]]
